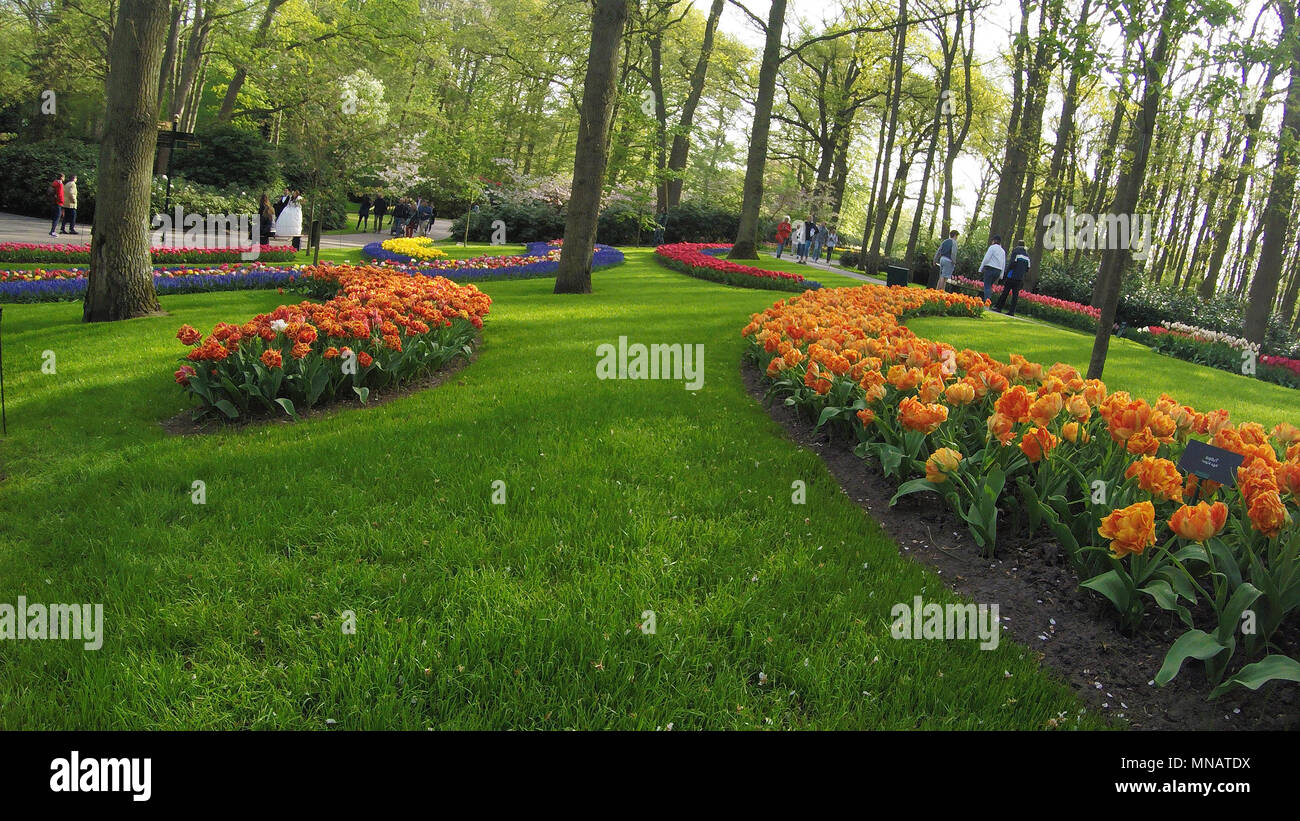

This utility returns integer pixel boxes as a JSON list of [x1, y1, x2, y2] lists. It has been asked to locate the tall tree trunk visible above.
[[1087, 7, 1175, 378], [157, 1, 182, 114], [862, 0, 907, 272], [665, 0, 724, 208], [1027, 0, 1091, 291], [1200, 70, 1273, 297], [1245, 0, 1300, 345], [554, 0, 630, 293], [84, 0, 170, 323], [648, 31, 669, 214], [941, 3, 974, 237], [728, 0, 787, 260]]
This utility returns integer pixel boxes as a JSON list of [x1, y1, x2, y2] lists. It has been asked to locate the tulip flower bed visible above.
[[360, 238, 624, 282], [174, 264, 490, 421], [0, 241, 297, 264], [379, 236, 449, 261], [655, 242, 821, 292], [949, 275, 1100, 332], [1138, 325, 1300, 390], [744, 283, 1300, 698], [1, 264, 305, 303]]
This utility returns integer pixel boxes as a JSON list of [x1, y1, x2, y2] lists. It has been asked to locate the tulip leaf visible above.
[[1208, 656, 1300, 699], [1155, 630, 1227, 686]]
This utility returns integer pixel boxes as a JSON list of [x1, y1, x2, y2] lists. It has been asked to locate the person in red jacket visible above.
[[48, 173, 65, 237], [774, 215, 792, 258]]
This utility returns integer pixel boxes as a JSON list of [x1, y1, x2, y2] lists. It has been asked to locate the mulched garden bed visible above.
[[742, 358, 1299, 730]]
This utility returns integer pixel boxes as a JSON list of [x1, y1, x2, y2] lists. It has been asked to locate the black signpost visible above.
[[1177, 439, 1245, 486], [157, 118, 200, 218]]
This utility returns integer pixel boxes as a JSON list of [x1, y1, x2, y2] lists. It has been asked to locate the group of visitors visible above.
[[354, 194, 437, 236], [47, 173, 80, 236], [936, 230, 1030, 316], [774, 216, 837, 264]]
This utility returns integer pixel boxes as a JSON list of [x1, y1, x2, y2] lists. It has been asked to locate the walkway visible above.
[[0, 210, 453, 249]]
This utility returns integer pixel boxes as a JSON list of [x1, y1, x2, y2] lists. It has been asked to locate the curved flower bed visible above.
[[360, 239, 624, 282], [1141, 325, 1300, 390], [949, 275, 1099, 332], [0, 242, 297, 264], [744, 283, 1300, 698], [1, 264, 305, 303], [174, 264, 490, 420], [654, 242, 820, 292]]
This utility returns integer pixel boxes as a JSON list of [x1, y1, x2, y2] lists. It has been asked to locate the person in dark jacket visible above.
[[355, 194, 372, 231], [372, 195, 388, 233], [258, 193, 275, 245], [994, 239, 1031, 315]]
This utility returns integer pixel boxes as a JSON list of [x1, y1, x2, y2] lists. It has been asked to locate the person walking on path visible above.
[[811, 221, 829, 262], [47, 173, 65, 237], [774, 215, 792, 258], [372, 195, 388, 233], [60, 175, 79, 234], [825, 227, 838, 263], [800, 217, 816, 263], [934, 229, 959, 290], [790, 219, 807, 263], [994, 238, 1031, 316], [978, 235, 1006, 302], [355, 194, 372, 231]]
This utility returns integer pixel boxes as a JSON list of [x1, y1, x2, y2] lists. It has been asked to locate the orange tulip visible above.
[[1271, 422, 1300, 444], [1246, 491, 1291, 539], [1276, 461, 1300, 497], [898, 396, 949, 434], [1019, 426, 1058, 463], [857, 408, 876, 426], [1098, 501, 1157, 559], [925, 448, 963, 483], [1168, 501, 1229, 542], [995, 384, 1032, 423], [1124, 457, 1184, 502], [1062, 421, 1090, 443], [1028, 392, 1064, 428], [1065, 393, 1091, 423], [944, 381, 976, 405], [986, 412, 1016, 446], [1125, 429, 1160, 457]]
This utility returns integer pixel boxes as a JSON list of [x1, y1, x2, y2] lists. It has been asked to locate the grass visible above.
[[0, 248, 1105, 730], [907, 312, 1298, 429]]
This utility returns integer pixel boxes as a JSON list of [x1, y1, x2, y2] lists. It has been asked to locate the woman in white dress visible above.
[[274, 191, 304, 249]]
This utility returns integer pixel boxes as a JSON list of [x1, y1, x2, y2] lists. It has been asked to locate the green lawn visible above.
[[907, 313, 1298, 430], [0, 247, 1104, 730]]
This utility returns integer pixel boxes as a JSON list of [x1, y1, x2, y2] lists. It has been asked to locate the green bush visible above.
[[151, 178, 257, 220], [663, 200, 739, 243], [170, 125, 279, 192], [0, 137, 100, 219]]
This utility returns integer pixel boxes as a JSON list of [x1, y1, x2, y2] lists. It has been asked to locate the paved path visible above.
[[0, 210, 453, 250]]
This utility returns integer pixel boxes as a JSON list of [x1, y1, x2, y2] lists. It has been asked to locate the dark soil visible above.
[[161, 336, 480, 436], [742, 359, 1299, 730]]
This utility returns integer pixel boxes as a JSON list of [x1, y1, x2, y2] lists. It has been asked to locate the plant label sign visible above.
[[1177, 439, 1244, 486]]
